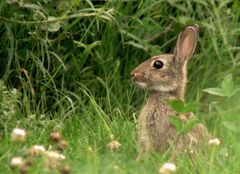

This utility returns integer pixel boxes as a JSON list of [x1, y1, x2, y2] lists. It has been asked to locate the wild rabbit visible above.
[[131, 24, 210, 159]]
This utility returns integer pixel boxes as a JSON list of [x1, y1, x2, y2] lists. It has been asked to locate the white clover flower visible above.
[[107, 140, 122, 151], [10, 157, 23, 168], [45, 151, 66, 160], [11, 128, 26, 142], [159, 162, 176, 174], [30, 145, 46, 155], [208, 138, 221, 145]]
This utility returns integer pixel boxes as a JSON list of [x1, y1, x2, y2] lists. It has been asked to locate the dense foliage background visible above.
[[0, 0, 240, 173]]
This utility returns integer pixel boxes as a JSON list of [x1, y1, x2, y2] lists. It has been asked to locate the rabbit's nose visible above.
[[131, 71, 145, 81], [131, 72, 136, 78], [131, 72, 139, 78]]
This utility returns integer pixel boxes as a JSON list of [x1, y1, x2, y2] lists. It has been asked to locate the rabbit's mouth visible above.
[[131, 73, 148, 89], [135, 82, 148, 88], [133, 77, 179, 92]]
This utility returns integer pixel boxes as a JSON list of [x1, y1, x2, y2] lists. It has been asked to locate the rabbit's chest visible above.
[[140, 101, 177, 150], [142, 101, 175, 130]]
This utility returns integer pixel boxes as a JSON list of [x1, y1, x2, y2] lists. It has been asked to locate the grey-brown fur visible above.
[[131, 25, 210, 159]]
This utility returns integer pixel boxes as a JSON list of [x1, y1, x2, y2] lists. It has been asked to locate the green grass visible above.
[[1, 0, 240, 173]]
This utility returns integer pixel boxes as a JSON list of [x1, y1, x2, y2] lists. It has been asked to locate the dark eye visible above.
[[153, 60, 164, 69]]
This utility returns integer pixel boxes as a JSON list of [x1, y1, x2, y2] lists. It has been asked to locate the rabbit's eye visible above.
[[153, 60, 164, 69]]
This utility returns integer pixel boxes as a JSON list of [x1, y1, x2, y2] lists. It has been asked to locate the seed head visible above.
[[107, 140, 122, 151], [57, 140, 69, 151], [20, 165, 29, 174], [51, 130, 62, 142], [60, 164, 71, 174]]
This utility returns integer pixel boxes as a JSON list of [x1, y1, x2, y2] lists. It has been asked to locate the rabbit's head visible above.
[[131, 24, 199, 98]]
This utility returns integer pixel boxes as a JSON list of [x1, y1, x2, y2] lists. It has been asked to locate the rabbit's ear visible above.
[[174, 24, 199, 63]]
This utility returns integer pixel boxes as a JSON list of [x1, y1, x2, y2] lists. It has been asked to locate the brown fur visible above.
[[131, 25, 210, 159]]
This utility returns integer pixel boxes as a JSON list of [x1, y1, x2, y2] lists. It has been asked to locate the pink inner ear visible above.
[[176, 27, 198, 63], [180, 33, 194, 57]]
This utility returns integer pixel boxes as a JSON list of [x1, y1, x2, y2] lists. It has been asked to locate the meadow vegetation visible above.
[[0, 0, 240, 173]]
